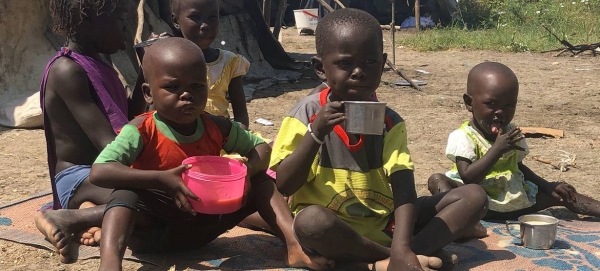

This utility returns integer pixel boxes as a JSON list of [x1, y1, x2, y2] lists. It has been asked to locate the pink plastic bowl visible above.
[[181, 156, 247, 214]]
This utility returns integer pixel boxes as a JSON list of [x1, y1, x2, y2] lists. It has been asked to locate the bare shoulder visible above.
[[46, 57, 90, 98], [205, 114, 232, 136]]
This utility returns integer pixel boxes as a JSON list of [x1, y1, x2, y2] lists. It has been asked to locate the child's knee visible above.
[[461, 184, 489, 215], [427, 173, 448, 189], [105, 189, 141, 214], [294, 205, 337, 240]]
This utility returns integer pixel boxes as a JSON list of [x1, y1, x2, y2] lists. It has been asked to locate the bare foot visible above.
[[285, 243, 335, 271], [370, 258, 390, 271], [432, 249, 458, 271], [457, 221, 488, 241], [79, 227, 101, 246], [34, 210, 74, 263], [370, 256, 443, 271], [77, 202, 102, 246]]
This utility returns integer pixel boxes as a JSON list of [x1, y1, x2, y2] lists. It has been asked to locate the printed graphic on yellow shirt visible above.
[[326, 189, 394, 217]]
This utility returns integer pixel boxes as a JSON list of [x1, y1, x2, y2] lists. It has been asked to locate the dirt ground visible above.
[[1, 28, 599, 270]]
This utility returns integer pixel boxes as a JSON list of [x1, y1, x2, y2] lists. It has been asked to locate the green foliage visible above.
[[400, 0, 600, 52]]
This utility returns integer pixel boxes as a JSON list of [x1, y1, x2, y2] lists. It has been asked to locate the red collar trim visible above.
[[312, 88, 364, 152]]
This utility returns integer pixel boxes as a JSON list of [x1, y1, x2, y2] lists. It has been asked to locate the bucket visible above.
[[344, 101, 387, 135], [293, 9, 319, 34], [506, 214, 559, 249], [181, 156, 247, 214]]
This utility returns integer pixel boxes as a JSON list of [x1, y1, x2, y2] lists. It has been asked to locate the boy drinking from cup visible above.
[[428, 62, 600, 221], [89, 37, 332, 271], [269, 8, 489, 271]]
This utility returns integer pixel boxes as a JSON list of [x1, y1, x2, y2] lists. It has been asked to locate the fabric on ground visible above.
[[1, 193, 599, 270]]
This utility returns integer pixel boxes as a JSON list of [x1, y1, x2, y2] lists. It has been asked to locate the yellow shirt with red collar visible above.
[[269, 88, 413, 246]]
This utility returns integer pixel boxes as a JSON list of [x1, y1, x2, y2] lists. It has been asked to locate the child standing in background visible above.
[[171, 0, 250, 129]]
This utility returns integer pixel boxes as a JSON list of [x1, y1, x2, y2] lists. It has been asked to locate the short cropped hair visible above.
[[315, 8, 383, 57]]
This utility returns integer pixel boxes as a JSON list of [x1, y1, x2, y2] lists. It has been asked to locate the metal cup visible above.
[[343, 101, 387, 135], [506, 214, 559, 250]]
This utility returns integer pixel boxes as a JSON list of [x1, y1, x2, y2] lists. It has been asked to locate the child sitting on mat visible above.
[[35, 0, 147, 263], [89, 37, 332, 271], [270, 8, 489, 271], [428, 61, 600, 222]]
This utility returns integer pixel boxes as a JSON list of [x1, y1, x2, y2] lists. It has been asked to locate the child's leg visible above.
[[486, 187, 600, 220], [98, 189, 142, 271], [427, 174, 463, 195], [293, 205, 389, 262], [35, 177, 112, 262], [35, 205, 106, 263], [239, 212, 273, 232], [249, 172, 334, 270], [565, 191, 600, 217], [412, 184, 488, 256], [67, 178, 114, 208], [67, 178, 114, 246], [293, 206, 448, 270]]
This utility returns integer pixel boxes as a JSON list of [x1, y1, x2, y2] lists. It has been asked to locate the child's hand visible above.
[[546, 182, 577, 203], [492, 127, 525, 155], [159, 164, 199, 215], [311, 102, 345, 140]]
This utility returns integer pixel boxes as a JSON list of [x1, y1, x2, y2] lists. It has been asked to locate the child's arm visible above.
[[456, 127, 525, 184], [89, 124, 198, 214], [228, 76, 250, 129], [243, 142, 271, 177], [388, 170, 423, 270], [213, 115, 269, 177], [519, 163, 577, 203], [275, 102, 345, 196]]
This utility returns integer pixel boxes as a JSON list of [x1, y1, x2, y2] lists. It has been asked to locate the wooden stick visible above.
[[391, 0, 396, 65], [263, 0, 272, 24], [541, 48, 565, 53], [272, 0, 287, 39], [532, 157, 555, 166], [134, 0, 146, 45], [542, 24, 577, 55], [332, 0, 345, 8], [315, 0, 334, 13], [415, 0, 421, 30], [531, 156, 577, 171], [554, 48, 568, 57], [381, 25, 402, 30], [386, 59, 421, 91]]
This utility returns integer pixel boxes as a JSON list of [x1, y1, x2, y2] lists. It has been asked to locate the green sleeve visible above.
[[223, 121, 265, 156], [94, 124, 144, 166]]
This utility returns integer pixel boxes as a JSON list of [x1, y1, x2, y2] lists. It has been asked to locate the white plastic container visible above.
[[293, 8, 319, 34]]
